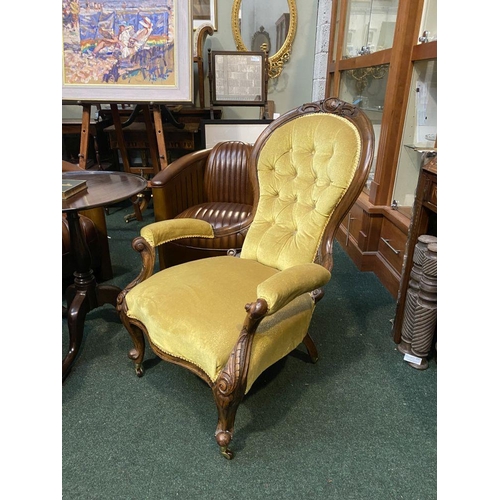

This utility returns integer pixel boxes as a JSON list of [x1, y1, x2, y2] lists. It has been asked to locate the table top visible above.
[[62, 171, 147, 212]]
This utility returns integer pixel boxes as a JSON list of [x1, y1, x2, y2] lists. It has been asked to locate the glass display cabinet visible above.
[[393, 59, 437, 217], [325, 0, 437, 298], [343, 0, 399, 58], [339, 63, 389, 192]]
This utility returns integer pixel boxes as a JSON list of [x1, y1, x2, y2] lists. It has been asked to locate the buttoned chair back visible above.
[[242, 104, 367, 271]]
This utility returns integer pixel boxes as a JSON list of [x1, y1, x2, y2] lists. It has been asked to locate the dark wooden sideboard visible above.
[[392, 156, 437, 344]]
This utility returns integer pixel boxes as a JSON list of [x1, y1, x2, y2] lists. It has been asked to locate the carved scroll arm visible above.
[[213, 299, 268, 451], [256, 263, 331, 314], [116, 219, 215, 311], [213, 263, 331, 449]]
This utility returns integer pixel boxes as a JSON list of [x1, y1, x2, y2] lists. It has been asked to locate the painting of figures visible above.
[[62, 0, 192, 102]]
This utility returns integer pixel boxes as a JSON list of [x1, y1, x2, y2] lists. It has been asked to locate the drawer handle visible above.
[[381, 238, 401, 255]]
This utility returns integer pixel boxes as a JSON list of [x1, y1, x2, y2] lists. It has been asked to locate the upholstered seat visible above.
[[149, 140, 254, 268], [117, 98, 374, 459]]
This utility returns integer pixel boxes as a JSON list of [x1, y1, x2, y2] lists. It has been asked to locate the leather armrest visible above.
[[257, 263, 331, 315], [150, 149, 211, 186], [150, 149, 211, 220]]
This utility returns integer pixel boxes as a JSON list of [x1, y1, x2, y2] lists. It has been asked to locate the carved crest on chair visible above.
[[300, 97, 359, 117]]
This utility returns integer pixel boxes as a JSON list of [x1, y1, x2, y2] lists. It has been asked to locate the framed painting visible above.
[[193, 0, 217, 31], [62, 0, 192, 103]]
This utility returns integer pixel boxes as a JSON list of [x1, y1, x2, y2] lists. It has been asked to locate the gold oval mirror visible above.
[[231, 0, 297, 78]]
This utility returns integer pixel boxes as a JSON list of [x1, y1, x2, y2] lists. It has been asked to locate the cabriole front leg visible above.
[[120, 314, 146, 377], [212, 299, 268, 459]]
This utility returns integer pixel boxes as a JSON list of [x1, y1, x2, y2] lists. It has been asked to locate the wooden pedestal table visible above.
[[62, 171, 147, 382]]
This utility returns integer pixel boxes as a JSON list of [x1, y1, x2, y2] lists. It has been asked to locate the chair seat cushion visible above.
[[125, 256, 315, 391], [174, 202, 253, 249]]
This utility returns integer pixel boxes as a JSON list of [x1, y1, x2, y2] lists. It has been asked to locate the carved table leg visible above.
[[63, 291, 90, 382], [63, 211, 120, 382]]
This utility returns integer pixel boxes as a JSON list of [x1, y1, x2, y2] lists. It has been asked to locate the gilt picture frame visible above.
[[62, 0, 192, 103], [193, 0, 217, 31]]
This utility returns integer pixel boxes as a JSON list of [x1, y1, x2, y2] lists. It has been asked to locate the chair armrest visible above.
[[150, 149, 211, 187], [150, 149, 211, 220], [140, 218, 214, 248], [257, 263, 331, 315]]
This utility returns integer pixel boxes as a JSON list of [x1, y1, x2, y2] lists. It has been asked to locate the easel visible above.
[[69, 101, 170, 222], [68, 102, 100, 171], [108, 103, 182, 222]]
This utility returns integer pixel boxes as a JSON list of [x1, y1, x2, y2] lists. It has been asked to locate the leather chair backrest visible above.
[[241, 112, 362, 271], [204, 141, 253, 205]]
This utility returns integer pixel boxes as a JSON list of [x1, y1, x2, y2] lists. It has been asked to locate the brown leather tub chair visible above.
[[149, 141, 254, 269], [62, 161, 112, 283]]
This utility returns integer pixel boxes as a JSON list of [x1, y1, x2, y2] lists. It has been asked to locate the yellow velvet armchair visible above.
[[117, 98, 374, 459]]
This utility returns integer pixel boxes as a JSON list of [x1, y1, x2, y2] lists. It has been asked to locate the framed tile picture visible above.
[[210, 51, 266, 106], [62, 0, 193, 103]]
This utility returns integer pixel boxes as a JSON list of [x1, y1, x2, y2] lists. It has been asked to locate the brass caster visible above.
[[220, 446, 234, 460], [134, 363, 144, 377]]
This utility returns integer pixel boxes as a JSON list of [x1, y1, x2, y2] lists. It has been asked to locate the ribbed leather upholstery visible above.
[[204, 141, 254, 205], [157, 141, 255, 267], [177, 202, 253, 249]]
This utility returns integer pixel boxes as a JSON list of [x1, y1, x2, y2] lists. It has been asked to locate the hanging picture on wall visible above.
[[62, 0, 192, 103], [193, 0, 217, 31]]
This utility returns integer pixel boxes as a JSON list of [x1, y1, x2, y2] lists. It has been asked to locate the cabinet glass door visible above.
[[343, 0, 399, 58], [339, 63, 389, 191], [392, 59, 437, 216], [418, 0, 437, 43]]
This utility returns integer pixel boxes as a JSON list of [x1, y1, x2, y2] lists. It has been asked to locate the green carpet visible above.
[[62, 201, 436, 499]]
